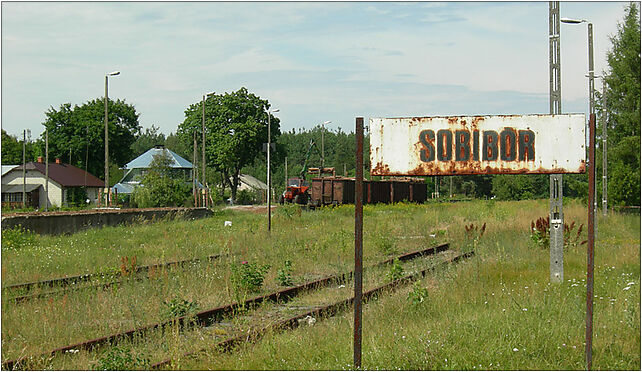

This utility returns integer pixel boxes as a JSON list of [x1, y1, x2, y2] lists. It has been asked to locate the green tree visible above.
[[164, 132, 191, 161], [131, 151, 191, 208], [40, 98, 141, 182], [2, 130, 28, 164], [177, 87, 280, 202], [600, 2, 641, 206], [491, 175, 534, 200], [131, 125, 166, 159]]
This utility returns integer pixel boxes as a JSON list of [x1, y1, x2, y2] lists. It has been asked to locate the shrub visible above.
[[408, 281, 429, 305], [96, 346, 149, 370], [387, 258, 404, 281], [235, 189, 256, 205], [1, 225, 36, 250], [131, 151, 191, 208], [162, 298, 199, 319], [230, 261, 270, 293], [277, 260, 293, 286], [530, 217, 587, 249], [464, 222, 487, 251]]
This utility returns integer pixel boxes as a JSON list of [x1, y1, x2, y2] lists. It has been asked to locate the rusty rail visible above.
[[2, 243, 449, 370], [150, 250, 474, 369], [3, 253, 223, 294]]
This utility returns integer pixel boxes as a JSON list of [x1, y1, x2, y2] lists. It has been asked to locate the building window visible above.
[[2, 193, 23, 202]]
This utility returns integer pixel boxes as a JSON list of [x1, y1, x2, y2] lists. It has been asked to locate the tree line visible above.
[[2, 3, 638, 206]]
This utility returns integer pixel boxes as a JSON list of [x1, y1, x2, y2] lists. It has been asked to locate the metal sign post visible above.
[[362, 113, 587, 369], [586, 113, 596, 370], [354, 117, 364, 369]]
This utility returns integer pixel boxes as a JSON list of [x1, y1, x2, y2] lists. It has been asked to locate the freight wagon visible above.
[[308, 177, 427, 207]]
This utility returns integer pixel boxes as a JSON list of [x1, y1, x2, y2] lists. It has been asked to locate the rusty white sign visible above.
[[370, 114, 586, 176]]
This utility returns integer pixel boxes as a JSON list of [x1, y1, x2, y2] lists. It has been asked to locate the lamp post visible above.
[[600, 77, 607, 216], [591, 75, 608, 217], [561, 16, 598, 371], [202, 92, 215, 207], [104, 70, 120, 206], [266, 108, 279, 232], [321, 120, 331, 168]]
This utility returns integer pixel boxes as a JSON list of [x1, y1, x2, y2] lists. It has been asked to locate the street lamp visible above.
[[202, 91, 215, 207], [561, 17, 596, 215], [321, 120, 331, 168], [266, 108, 279, 232], [562, 16, 599, 371], [104, 70, 120, 206]]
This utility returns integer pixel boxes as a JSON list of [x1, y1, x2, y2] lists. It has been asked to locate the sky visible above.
[[0, 1, 630, 140]]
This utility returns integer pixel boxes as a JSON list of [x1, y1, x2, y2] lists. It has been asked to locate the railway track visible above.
[[3, 253, 224, 302], [2, 243, 450, 370], [151, 250, 473, 369]]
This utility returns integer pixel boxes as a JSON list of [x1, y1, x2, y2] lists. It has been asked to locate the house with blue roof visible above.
[[113, 145, 202, 195]]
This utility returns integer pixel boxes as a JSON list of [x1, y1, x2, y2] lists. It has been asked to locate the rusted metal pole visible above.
[[354, 117, 364, 369], [586, 113, 596, 370]]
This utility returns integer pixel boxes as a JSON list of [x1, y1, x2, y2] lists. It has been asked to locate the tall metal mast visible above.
[[549, 1, 564, 283]]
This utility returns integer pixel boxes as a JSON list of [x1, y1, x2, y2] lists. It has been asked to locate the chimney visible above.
[[37, 156, 43, 163], [55, 158, 61, 164]]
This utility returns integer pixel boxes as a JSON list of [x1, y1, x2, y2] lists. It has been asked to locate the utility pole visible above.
[[193, 131, 197, 207], [601, 79, 608, 215], [549, 1, 564, 283], [45, 129, 49, 211], [104, 71, 120, 206], [588, 22, 597, 217], [266, 108, 279, 232], [285, 157, 288, 187], [104, 76, 109, 206], [22, 130, 26, 209]]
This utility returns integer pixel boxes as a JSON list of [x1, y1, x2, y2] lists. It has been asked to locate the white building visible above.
[[1, 158, 104, 209]]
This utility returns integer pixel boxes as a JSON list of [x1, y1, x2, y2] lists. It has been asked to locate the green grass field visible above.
[[1, 199, 639, 370]]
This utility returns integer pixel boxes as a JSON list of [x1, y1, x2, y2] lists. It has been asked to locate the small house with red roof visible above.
[[1, 157, 104, 209]]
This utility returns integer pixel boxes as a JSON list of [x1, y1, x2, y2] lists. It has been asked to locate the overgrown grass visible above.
[[1, 199, 639, 370]]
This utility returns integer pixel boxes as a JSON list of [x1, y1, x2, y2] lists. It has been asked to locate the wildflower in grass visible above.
[[513, 348, 519, 352]]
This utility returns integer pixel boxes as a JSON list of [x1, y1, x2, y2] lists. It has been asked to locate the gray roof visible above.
[[114, 180, 205, 194], [124, 147, 193, 169], [113, 182, 137, 194], [2, 184, 41, 193], [237, 174, 268, 190], [2, 165, 19, 177]]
